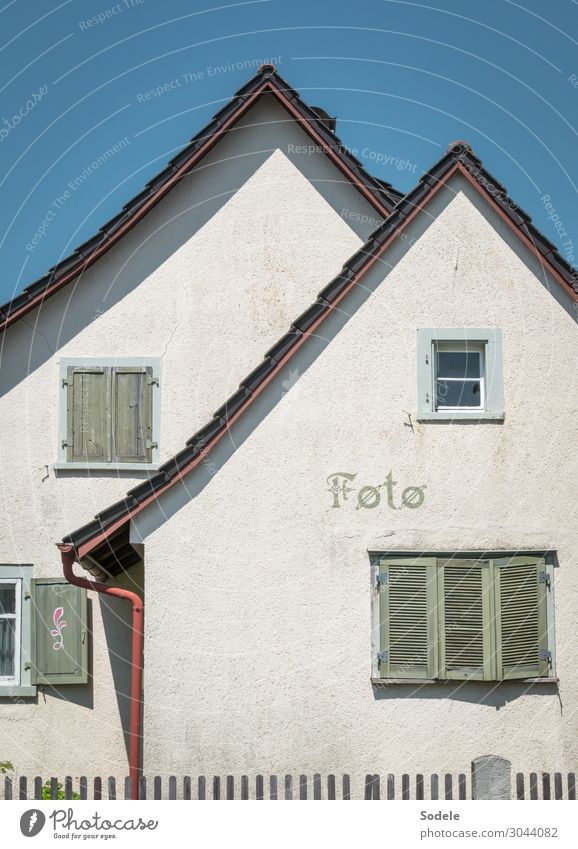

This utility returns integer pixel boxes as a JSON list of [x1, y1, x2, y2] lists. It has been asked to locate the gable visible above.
[[0, 66, 400, 335], [62, 145, 578, 565]]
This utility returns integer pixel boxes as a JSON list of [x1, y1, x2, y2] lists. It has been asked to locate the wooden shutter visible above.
[[112, 367, 152, 463], [438, 559, 494, 680], [495, 557, 549, 680], [30, 579, 88, 684], [379, 558, 438, 679], [67, 367, 109, 462]]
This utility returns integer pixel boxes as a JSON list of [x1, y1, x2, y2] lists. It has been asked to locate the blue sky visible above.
[[1, 0, 577, 302]]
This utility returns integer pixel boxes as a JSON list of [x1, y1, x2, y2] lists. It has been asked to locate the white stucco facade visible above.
[[0, 96, 378, 779], [132, 173, 578, 786]]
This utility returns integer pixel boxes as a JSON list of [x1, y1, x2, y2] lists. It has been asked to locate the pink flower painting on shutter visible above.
[[50, 607, 68, 651]]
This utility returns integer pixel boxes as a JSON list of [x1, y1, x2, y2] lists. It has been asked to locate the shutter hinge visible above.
[[61, 378, 71, 387], [539, 571, 551, 589], [377, 651, 389, 665], [146, 439, 158, 449], [376, 572, 389, 588], [61, 439, 69, 448], [539, 649, 552, 664], [147, 376, 159, 386]]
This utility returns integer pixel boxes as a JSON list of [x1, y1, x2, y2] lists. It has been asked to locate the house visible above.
[[1, 65, 577, 800]]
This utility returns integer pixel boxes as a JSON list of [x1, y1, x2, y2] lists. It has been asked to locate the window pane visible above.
[[436, 379, 482, 408], [0, 585, 15, 615], [436, 350, 481, 379], [0, 617, 16, 677]]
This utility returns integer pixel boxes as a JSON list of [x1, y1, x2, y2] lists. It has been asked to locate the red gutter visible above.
[[0, 79, 392, 336], [74, 163, 460, 562], [57, 544, 144, 801]]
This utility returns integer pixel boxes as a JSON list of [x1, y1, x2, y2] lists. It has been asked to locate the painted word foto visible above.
[[327, 472, 426, 510]]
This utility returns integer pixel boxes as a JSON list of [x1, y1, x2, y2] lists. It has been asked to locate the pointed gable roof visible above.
[[63, 140, 578, 572], [0, 64, 402, 335]]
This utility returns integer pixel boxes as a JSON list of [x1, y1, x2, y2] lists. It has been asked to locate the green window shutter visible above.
[[379, 558, 438, 679], [438, 559, 494, 681], [112, 367, 153, 463], [30, 579, 88, 685], [67, 367, 109, 462], [495, 557, 549, 680]]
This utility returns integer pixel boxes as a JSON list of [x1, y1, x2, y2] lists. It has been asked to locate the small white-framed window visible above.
[[0, 580, 21, 687], [434, 341, 485, 411], [0, 565, 35, 697], [417, 328, 504, 421], [55, 357, 161, 471]]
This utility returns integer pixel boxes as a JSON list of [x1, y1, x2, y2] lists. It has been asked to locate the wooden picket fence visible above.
[[1, 770, 576, 800]]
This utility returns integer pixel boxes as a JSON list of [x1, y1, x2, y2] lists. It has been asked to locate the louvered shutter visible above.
[[112, 367, 152, 463], [67, 367, 109, 462], [438, 559, 494, 680], [495, 557, 549, 680], [379, 558, 438, 679], [30, 579, 88, 685]]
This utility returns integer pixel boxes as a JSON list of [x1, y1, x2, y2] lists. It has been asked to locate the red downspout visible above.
[[57, 544, 144, 800]]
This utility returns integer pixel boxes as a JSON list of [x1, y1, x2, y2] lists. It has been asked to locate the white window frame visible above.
[[417, 328, 504, 421], [0, 565, 35, 698], [0, 579, 20, 687], [54, 357, 161, 471], [434, 341, 485, 412]]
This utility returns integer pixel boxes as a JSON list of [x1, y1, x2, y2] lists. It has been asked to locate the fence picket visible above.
[[284, 775, 293, 801], [554, 773, 562, 800], [80, 777, 87, 800], [4, 778, 12, 801], [256, 775, 263, 800], [94, 777, 102, 801], [19, 776, 27, 800], [213, 776, 220, 800], [387, 773, 395, 800], [34, 776, 42, 800], [154, 776, 162, 800], [108, 778, 116, 801], [516, 773, 524, 800], [241, 775, 249, 800], [327, 774, 336, 800], [459, 773, 467, 800], [299, 775, 307, 800], [169, 776, 177, 800], [64, 776, 73, 800], [270, 775, 278, 800], [416, 774, 424, 801], [529, 773, 538, 800], [402, 773, 410, 800], [342, 774, 351, 800], [313, 773, 321, 800], [139, 776, 146, 801], [226, 776, 234, 800], [568, 773, 576, 801], [542, 773, 551, 800], [431, 774, 439, 801], [124, 778, 131, 800], [183, 776, 191, 800], [50, 777, 58, 801], [197, 776, 206, 801], [444, 774, 453, 800]]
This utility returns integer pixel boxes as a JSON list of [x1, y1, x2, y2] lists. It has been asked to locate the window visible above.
[[56, 358, 160, 469], [417, 329, 504, 421], [0, 581, 20, 686], [0, 565, 34, 697], [372, 555, 555, 683], [0, 567, 89, 697]]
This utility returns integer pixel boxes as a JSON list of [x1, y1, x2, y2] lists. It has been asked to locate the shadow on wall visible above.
[[372, 681, 561, 711], [99, 594, 135, 759], [0, 95, 378, 398]]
